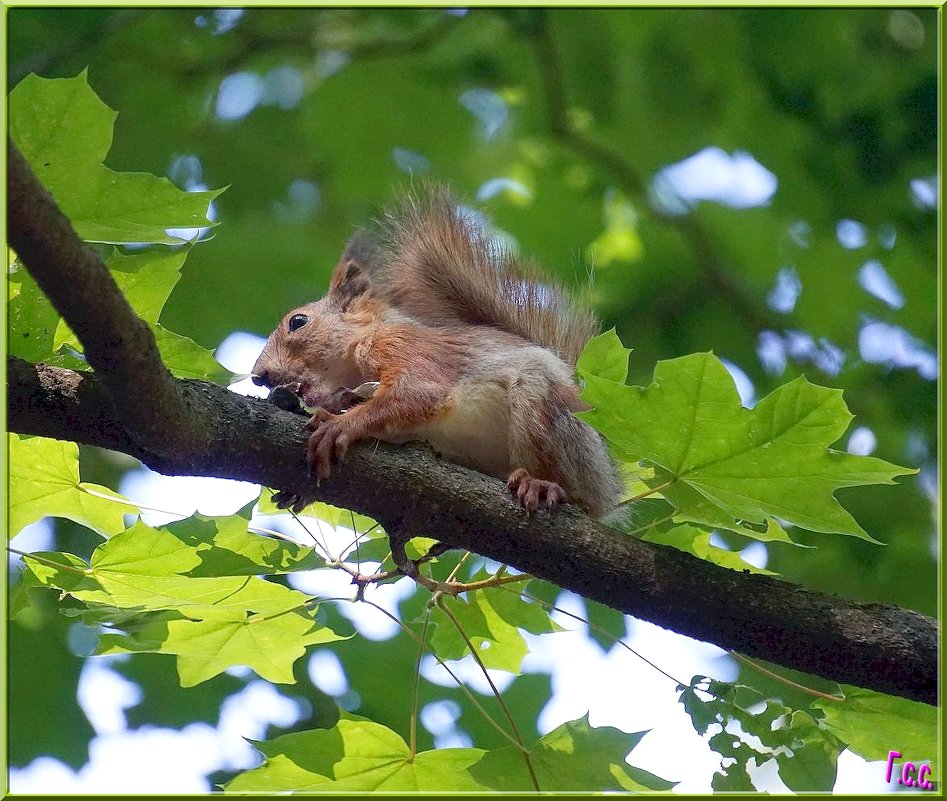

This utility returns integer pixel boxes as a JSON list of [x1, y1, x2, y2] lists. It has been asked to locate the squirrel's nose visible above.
[[251, 371, 271, 387]]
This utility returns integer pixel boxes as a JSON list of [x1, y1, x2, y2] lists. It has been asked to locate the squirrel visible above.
[[252, 186, 624, 521]]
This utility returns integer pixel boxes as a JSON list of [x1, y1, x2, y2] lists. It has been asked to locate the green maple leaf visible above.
[[9, 71, 223, 245], [91, 518, 204, 575], [8, 262, 61, 362], [225, 718, 489, 791], [98, 610, 344, 687], [47, 511, 323, 581], [641, 524, 775, 575], [54, 249, 189, 353], [774, 711, 841, 792], [576, 328, 631, 383], [23, 551, 313, 622], [430, 581, 559, 673], [471, 715, 676, 791], [162, 512, 326, 576], [152, 325, 233, 383], [255, 491, 381, 543], [814, 686, 938, 774], [51, 254, 231, 382], [9, 434, 136, 538], [579, 350, 916, 541]]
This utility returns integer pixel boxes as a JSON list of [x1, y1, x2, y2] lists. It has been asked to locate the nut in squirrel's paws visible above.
[[314, 382, 379, 415], [507, 468, 567, 512], [306, 409, 352, 480]]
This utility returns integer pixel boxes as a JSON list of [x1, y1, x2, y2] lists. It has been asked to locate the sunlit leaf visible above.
[[471, 715, 675, 792], [8, 263, 61, 362], [8, 434, 135, 538], [641, 524, 775, 575], [91, 519, 203, 575], [10, 72, 222, 244], [814, 686, 938, 773], [225, 718, 489, 791], [663, 481, 799, 544], [581, 352, 916, 541], [153, 325, 232, 383], [163, 513, 326, 575], [98, 609, 344, 686], [430, 587, 540, 673], [24, 551, 313, 622], [576, 328, 631, 384], [54, 248, 189, 352], [256, 491, 381, 540]]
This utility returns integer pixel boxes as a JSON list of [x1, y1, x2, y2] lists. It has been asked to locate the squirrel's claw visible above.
[[306, 411, 353, 480], [271, 489, 317, 515], [507, 468, 566, 512]]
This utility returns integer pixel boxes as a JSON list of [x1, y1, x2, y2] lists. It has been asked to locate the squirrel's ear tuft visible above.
[[329, 232, 378, 309], [330, 258, 370, 306]]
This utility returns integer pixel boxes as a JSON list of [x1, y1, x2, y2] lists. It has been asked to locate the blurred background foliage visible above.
[[8, 6, 937, 784]]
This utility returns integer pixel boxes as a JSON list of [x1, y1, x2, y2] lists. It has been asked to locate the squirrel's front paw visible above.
[[507, 468, 567, 512], [306, 409, 354, 479]]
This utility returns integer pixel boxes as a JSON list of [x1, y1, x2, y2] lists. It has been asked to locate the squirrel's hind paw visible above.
[[507, 468, 566, 512], [272, 489, 318, 515]]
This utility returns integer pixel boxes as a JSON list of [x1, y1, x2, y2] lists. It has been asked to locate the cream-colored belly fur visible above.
[[383, 379, 512, 478]]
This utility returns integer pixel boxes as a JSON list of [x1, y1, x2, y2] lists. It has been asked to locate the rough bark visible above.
[[8, 357, 938, 705], [7, 139, 938, 705], [7, 139, 201, 453]]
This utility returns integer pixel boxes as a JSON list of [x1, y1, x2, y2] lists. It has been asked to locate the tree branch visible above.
[[6, 139, 937, 706], [7, 139, 203, 455], [8, 357, 938, 705]]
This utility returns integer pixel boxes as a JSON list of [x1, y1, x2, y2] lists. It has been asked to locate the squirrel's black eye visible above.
[[287, 314, 309, 333]]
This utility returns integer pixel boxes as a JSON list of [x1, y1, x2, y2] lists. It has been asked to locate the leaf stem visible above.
[[246, 524, 309, 547], [360, 599, 529, 753], [618, 479, 676, 507], [287, 508, 334, 562], [408, 605, 433, 758], [7, 547, 89, 575], [505, 585, 689, 689], [729, 650, 844, 702], [78, 484, 168, 516], [437, 596, 540, 790], [624, 512, 676, 538]]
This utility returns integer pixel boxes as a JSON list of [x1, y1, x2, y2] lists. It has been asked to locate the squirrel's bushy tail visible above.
[[363, 185, 598, 366]]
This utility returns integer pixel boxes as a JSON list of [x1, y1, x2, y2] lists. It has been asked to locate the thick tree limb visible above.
[[8, 139, 202, 454], [6, 140, 937, 705], [8, 357, 938, 705]]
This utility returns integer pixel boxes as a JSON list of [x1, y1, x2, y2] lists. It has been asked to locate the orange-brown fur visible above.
[[253, 186, 624, 519]]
